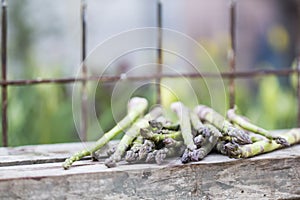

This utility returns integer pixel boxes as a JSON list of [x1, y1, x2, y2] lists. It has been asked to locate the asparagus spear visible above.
[[227, 108, 289, 146], [190, 135, 219, 161], [171, 102, 196, 151], [215, 141, 240, 156], [195, 105, 252, 145], [105, 106, 163, 168], [149, 117, 180, 132], [190, 111, 210, 137], [227, 129, 300, 158], [140, 128, 181, 143], [62, 97, 148, 170]]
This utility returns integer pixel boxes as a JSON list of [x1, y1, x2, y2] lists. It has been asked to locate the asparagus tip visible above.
[[145, 151, 156, 162], [155, 148, 168, 165], [201, 126, 211, 137], [62, 163, 70, 170], [104, 158, 117, 168], [140, 128, 152, 139], [190, 149, 201, 162], [62, 159, 72, 170], [125, 150, 138, 162], [127, 97, 148, 111], [275, 137, 290, 147], [194, 135, 204, 146], [181, 149, 191, 164]]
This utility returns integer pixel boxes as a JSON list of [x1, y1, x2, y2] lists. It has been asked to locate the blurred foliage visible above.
[[236, 76, 297, 130], [6, 79, 77, 146]]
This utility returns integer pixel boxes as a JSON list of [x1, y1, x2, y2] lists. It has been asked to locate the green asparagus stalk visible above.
[[195, 105, 252, 145], [227, 108, 289, 146], [140, 128, 181, 143], [190, 135, 219, 161], [171, 102, 196, 151], [149, 117, 180, 132], [190, 111, 210, 137], [233, 124, 265, 143], [62, 97, 148, 170], [228, 129, 300, 158], [249, 133, 265, 143], [215, 141, 239, 156], [105, 106, 163, 168]]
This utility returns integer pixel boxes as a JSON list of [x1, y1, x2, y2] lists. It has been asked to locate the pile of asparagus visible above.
[[63, 97, 300, 170]]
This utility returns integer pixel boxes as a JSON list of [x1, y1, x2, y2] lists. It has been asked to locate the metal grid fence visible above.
[[1, 0, 300, 147]]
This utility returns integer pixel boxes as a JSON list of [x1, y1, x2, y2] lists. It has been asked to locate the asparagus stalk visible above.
[[62, 97, 148, 170], [215, 141, 239, 156], [190, 111, 210, 137], [190, 135, 219, 161], [227, 108, 289, 146], [149, 117, 180, 132], [140, 129, 181, 143], [171, 102, 196, 151], [195, 105, 252, 145], [227, 129, 300, 158], [105, 106, 163, 168]]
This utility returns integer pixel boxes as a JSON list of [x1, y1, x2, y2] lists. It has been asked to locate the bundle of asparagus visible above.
[[62, 97, 148, 169], [63, 98, 300, 170]]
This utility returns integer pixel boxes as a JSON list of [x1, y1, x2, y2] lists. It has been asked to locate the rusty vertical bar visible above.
[[297, 5, 300, 127], [1, 0, 7, 147], [156, 0, 163, 105], [228, 0, 236, 109], [297, 57, 300, 127], [80, 0, 88, 141]]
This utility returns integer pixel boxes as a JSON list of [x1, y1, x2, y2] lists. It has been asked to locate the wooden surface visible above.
[[0, 133, 300, 199]]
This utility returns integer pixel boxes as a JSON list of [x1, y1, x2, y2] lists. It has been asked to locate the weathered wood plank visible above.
[[0, 145, 299, 199], [0, 141, 117, 167]]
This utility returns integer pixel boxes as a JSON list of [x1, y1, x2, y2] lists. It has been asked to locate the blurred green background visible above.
[[0, 0, 299, 146]]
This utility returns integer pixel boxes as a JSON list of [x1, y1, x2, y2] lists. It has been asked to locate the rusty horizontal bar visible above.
[[0, 68, 296, 87]]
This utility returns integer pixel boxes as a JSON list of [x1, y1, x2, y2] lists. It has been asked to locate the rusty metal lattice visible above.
[[1, 0, 299, 146]]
